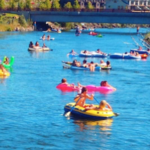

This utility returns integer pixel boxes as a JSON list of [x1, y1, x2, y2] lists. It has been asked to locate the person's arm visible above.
[[86, 94, 94, 100], [107, 83, 116, 91], [106, 102, 112, 110]]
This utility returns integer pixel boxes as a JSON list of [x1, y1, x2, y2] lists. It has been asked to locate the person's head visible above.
[[61, 78, 67, 83], [91, 61, 94, 64], [97, 49, 100, 52], [73, 60, 77, 64], [100, 60, 104, 64], [81, 87, 87, 94], [83, 50, 87, 53], [83, 59, 87, 64], [99, 100, 107, 108], [106, 61, 110, 66], [100, 81, 107, 86]]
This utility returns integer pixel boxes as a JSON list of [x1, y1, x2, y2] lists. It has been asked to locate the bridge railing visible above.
[[1, 8, 150, 13]]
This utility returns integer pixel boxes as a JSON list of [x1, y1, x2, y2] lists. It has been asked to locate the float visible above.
[[0, 70, 10, 77], [63, 64, 101, 71], [40, 37, 55, 40], [2, 56, 15, 69], [79, 51, 108, 58], [89, 32, 98, 36], [109, 53, 141, 59], [64, 103, 116, 120], [28, 47, 50, 51], [141, 54, 148, 59], [86, 85, 114, 92], [130, 49, 150, 55], [56, 83, 78, 91], [97, 34, 103, 37], [56, 84, 115, 93]]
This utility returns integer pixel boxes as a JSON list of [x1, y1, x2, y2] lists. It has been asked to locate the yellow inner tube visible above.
[[0, 70, 10, 77]]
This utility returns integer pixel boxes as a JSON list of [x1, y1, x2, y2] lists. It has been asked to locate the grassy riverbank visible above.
[[0, 13, 33, 31]]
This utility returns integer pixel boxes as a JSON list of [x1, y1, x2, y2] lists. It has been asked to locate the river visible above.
[[0, 28, 150, 150]]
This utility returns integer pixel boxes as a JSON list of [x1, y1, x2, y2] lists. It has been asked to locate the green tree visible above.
[[64, 2, 72, 9], [8, 0, 15, 10], [73, 0, 80, 9], [39, 2, 46, 10], [87, 1, 94, 9], [52, 0, 61, 9], [26, 0, 31, 10], [0, 0, 5, 10], [45, 0, 52, 10], [18, 1, 25, 10], [18, 15, 27, 26]]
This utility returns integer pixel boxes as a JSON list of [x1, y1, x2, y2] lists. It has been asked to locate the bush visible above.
[[18, 15, 27, 26]]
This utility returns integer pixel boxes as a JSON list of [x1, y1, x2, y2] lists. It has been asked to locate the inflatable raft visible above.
[[64, 103, 116, 120], [79, 51, 107, 58], [28, 47, 50, 51], [63, 64, 101, 71], [89, 32, 98, 36], [2, 56, 15, 69], [56, 84, 114, 93], [110, 53, 141, 59], [130, 49, 150, 55]]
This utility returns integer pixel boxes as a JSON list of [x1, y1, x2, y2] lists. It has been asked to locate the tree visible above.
[[52, 0, 61, 9], [45, 0, 52, 10], [73, 0, 80, 10], [18, 1, 25, 10], [87, 1, 94, 9], [8, 0, 15, 10], [26, 0, 32, 10], [64, 2, 72, 9], [0, 0, 5, 10], [39, 2, 46, 10]]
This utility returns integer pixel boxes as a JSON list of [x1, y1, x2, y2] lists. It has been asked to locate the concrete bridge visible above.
[[2, 11, 150, 24]]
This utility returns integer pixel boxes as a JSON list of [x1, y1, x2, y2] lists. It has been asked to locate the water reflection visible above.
[[72, 117, 113, 132]]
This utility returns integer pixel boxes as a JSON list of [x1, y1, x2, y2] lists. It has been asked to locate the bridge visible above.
[[2, 10, 150, 24]]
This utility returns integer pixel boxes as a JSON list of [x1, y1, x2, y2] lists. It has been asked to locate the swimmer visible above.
[[100, 81, 116, 91], [47, 35, 50, 40], [42, 43, 47, 48], [35, 41, 40, 48], [89, 61, 95, 72], [82, 59, 89, 68], [29, 41, 35, 48], [3, 57, 9, 65], [42, 34, 46, 40], [67, 50, 78, 56]]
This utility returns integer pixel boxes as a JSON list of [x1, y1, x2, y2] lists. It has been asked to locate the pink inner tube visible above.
[[56, 83, 79, 91], [86, 85, 114, 92]]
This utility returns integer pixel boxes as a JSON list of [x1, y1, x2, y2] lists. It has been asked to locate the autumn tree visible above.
[[87, 1, 94, 9], [73, 0, 80, 10], [64, 2, 72, 9]]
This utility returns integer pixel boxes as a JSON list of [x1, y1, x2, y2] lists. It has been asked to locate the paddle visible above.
[[94, 97, 119, 117], [64, 96, 81, 117]]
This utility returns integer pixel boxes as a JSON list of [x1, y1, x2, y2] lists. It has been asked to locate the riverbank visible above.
[[0, 13, 33, 32]]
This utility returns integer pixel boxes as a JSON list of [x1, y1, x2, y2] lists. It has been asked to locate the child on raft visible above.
[[74, 87, 112, 111]]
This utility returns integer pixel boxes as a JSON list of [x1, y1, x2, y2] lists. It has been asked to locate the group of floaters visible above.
[[62, 59, 111, 71], [0, 56, 14, 77], [67, 49, 107, 57], [28, 41, 50, 51], [57, 79, 118, 119]]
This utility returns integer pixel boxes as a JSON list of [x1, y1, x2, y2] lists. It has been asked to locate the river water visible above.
[[0, 28, 150, 150]]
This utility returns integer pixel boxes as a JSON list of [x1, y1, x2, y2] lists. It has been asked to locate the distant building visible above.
[[60, 0, 105, 9], [128, 0, 150, 10], [105, 0, 129, 10]]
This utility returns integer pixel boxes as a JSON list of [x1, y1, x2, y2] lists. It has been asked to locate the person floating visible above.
[[100, 81, 116, 91], [67, 50, 78, 56], [29, 41, 35, 48]]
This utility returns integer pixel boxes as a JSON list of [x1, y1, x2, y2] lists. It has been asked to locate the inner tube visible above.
[[0, 70, 10, 77], [2, 56, 15, 69], [28, 47, 50, 51]]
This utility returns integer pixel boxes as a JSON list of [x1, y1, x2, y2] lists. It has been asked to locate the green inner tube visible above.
[[2, 56, 15, 69], [97, 34, 102, 37]]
